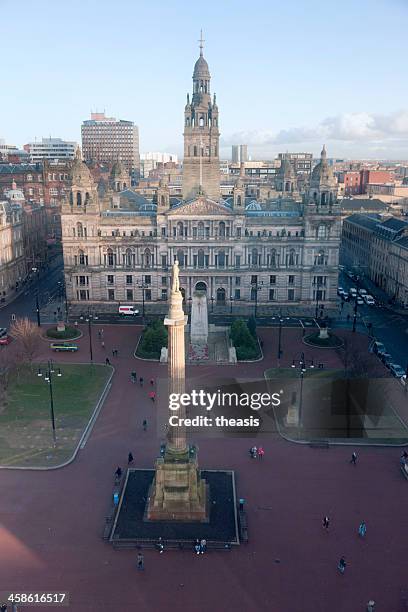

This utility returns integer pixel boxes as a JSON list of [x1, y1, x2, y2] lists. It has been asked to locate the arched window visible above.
[[217, 250, 226, 267], [251, 248, 258, 268], [198, 249, 205, 268], [315, 250, 326, 266], [125, 248, 132, 267], [85, 192, 90, 204], [321, 192, 327, 205], [77, 222, 83, 238], [76, 192, 82, 206], [69, 192, 73, 206], [288, 249, 295, 266], [313, 192, 317, 203], [198, 222, 204, 238], [79, 250, 85, 265], [270, 249, 276, 268], [219, 221, 226, 237], [329, 192, 334, 204], [199, 116, 204, 127], [186, 117, 190, 127], [161, 195, 165, 206], [177, 222, 184, 237], [237, 195, 242, 207], [144, 248, 151, 268], [177, 249, 185, 267], [107, 248, 114, 267]]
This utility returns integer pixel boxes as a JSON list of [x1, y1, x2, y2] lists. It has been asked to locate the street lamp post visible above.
[[315, 283, 322, 320], [188, 296, 192, 318], [81, 307, 96, 364], [291, 352, 314, 427], [211, 295, 214, 313], [352, 275, 360, 333], [137, 280, 149, 322], [32, 267, 41, 327], [251, 282, 263, 318], [230, 295, 233, 315], [38, 359, 62, 446]]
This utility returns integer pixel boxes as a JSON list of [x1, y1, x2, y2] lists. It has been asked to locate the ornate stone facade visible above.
[[61, 45, 340, 308]]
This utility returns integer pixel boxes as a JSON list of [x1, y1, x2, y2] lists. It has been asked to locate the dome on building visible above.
[[193, 54, 210, 79], [110, 158, 126, 178], [278, 158, 295, 178], [71, 146, 92, 183], [311, 145, 334, 185]]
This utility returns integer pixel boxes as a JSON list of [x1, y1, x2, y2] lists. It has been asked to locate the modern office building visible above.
[[231, 145, 248, 164], [81, 113, 140, 174], [24, 138, 77, 162]]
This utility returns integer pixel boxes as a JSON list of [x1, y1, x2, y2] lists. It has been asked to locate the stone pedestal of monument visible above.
[[190, 290, 208, 345]]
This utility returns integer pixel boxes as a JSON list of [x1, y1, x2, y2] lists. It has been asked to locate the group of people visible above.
[[194, 538, 207, 555], [249, 446, 264, 459]]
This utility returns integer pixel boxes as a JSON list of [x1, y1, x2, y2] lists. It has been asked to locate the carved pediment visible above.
[[168, 196, 231, 216]]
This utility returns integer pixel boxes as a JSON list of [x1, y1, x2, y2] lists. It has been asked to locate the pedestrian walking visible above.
[[149, 391, 156, 402], [100, 328, 104, 337], [131, 371, 137, 383], [337, 557, 346, 574], [98, 330, 101, 339], [112, 349, 115, 358], [323, 516, 330, 529], [137, 552, 144, 570], [114, 349, 118, 357], [366, 601, 375, 612], [105, 357, 110, 366], [194, 539, 201, 555], [113, 492, 119, 506], [150, 378, 155, 386], [115, 466, 122, 481], [156, 537, 164, 553], [101, 341, 105, 349], [258, 446, 264, 459], [200, 538, 207, 554], [350, 451, 357, 465], [358, 521, 367, 538], [249, 446, 257, 459], [140, 377, 144, 387], [128, 452, 134, 464], [142, 419, 148, 431]]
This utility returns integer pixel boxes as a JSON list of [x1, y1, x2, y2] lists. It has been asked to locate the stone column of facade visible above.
[[146, 260, 208, 522]]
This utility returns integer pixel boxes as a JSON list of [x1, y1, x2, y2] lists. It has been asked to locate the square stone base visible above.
[[109, 469, 239, 547]]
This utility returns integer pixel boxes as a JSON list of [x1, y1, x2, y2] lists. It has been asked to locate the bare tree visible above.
[[10, 317, 42, 367]]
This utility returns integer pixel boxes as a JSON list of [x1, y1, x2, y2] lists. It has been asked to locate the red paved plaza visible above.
[[0, 325, 406, 611]]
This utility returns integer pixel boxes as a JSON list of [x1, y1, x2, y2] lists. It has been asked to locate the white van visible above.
[[118, 305, 139, 316]]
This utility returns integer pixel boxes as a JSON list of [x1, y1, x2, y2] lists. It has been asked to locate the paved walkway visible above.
[[0, 326, 407, 611]]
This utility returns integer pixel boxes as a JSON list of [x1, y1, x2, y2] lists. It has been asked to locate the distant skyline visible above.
[[1, 0, 408, 159]]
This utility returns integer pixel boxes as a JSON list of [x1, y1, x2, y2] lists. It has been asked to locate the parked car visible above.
[[0, 335, 11, 345], [356, 297, 364, 305], [51, 342, 78, 352], [389, 364, 406, 378], [337, 286, 345, 295], [379, 350, 392, 363], [349, 288, 357, 297], [364, 295, 375, 305], [373, 341, 386, 354], [358, 288, 367, 296]]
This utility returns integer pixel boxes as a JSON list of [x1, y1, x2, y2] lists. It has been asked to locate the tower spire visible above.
[[199, 29, 204, 56]]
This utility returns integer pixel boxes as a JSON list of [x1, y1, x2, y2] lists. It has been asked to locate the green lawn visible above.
[[0, 363, 111, 467]]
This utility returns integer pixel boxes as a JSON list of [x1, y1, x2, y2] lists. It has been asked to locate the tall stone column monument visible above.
[[146, 261, 208, 521]]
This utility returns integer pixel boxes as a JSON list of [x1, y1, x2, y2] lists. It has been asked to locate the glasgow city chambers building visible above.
[[61, 44, 340, 310]]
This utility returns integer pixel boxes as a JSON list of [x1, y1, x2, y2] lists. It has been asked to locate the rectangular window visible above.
[[126, 275, 132, 285], [269, 288, 275, 301], [251, 275, 257, 285], [107, 275, 114, 285], [161, 289, 167, 300], [161, 276, 167, 286], [161, 227, 166, 237], [235, 255, 241, 269], [288, 275, 295, 285], [235, 277, 240, 286], [145, 289, 152, 301], [270, 275, 276, 285], [108, 289, 115, 300], [79, 289, 89, 300], [234, 289, 241, 300], [126, 289, 133, 301], [288, 288, 295, 301], [236, 227, 241, 238], [144, 275, 151, 285], [161, 255, 167, 269]]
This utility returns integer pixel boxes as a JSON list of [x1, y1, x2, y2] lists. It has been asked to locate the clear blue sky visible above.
[[1, 0, 407, 159]]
